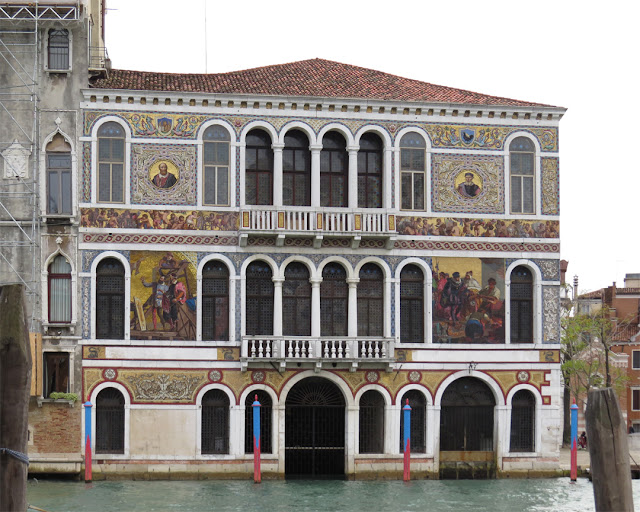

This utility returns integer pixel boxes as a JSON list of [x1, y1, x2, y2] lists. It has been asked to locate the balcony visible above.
[[239, 208, 396, 249], [241, 336, 395, 371]]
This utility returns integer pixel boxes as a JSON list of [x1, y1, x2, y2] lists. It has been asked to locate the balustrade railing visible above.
[[242, 336, 394, 362]]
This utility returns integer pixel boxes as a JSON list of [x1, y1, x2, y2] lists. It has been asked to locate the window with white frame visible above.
[[203, 125, 230, 206], [510, 136, 535, 214], [43, 352, 69, 397], [47, 29, 69, 71], [400, 132, 426, 211], [48, 255, 72, 323], [97, 122, 125, 203]]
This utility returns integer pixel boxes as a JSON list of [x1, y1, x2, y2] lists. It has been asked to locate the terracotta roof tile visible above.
[[90, 58, 554, 107]]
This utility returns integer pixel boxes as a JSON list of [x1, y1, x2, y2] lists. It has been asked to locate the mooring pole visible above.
[[84, 401, 93, 482], [253, 394, 261, 483], [0, 285, 32, 512], [403, 398, 411, 482], [570, 400, 578, 482], [586, 388, 634, 511]]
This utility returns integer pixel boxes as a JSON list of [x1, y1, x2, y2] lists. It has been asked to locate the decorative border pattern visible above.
[[82, 233, 237, 245], [394, 240, 560, 253], [541, 157, 560, 215], [82, 142, 91, 202]]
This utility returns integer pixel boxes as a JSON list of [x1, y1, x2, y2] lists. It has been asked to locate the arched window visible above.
[[46, 133, 72, 215], [283, 262, 311, 336], [96, 388, 125, 454], [283, 130, 310, 206], [202, 261, 229, 341], [400, 264, 424, 343], [245, 390, 273, 454], [358, 133, 383, 208], [97, 122, 125, 203], [320, 263, 348, 336], [510, 390, 535, 452], [246, 261, 274, 335], [48, 255, 71, 323], [359, 390, 385, 454], [96, 258, 125, 339], [399, 390, 427, 453], [510, 137, 535, 214], [320, 131, 348, 208], [245, 129, 273, 205], [201, 389, 229, 454], [48, 29, 69, 70], [358, 263, 383, 337], [510, 266, 534, 343], [203, 125, 230, 206], [400, 133, 426, 211]]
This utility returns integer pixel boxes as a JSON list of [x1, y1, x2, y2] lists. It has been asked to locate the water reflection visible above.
[[27, 478, 640, 512]]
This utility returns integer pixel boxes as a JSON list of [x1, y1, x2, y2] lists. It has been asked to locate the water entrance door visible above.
[[285, 377, 345, 478]]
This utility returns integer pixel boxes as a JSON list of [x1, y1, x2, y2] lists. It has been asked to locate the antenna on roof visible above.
[[204, 1, 208, 73]]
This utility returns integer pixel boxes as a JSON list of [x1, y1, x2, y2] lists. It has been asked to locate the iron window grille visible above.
[[283, 262, 311, 336], [399, 390, 427, 453], [245, 261, 274, 336], [245, 390, 273, 454], [96, 258, 125, 339], [510, 266, 533, 343], [400, 264, 424, 343], [510, 390, 535, 452], [357, 263, 383, 337], [96, 388, 125, 454], [320, 262, 348, 336], [201, 390, 230, 454], [359, 390, 385, 454], [202, 261, 229, 341], [47, 29, 69, 70]]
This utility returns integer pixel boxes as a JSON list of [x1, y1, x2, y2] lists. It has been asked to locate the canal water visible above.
[[26, 478, 640, 512]]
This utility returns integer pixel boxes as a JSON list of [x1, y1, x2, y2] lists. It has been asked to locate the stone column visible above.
[[384, 147, 393, 209], [347, 277, 359, 337], [272, 277, 284, 336], [347, 146, 359, 209], [272, 143, 284, 207], [310, 277, 322, 337], [310, 144, 322, 207]]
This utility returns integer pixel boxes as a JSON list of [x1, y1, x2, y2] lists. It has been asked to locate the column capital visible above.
[[309, 144, 323, 152], [346, 277, 360, 286], [272, 277, 285, 285], [310, 277, 323, 286], [347, 145, 359, 153], [271, 143, 285, 151]]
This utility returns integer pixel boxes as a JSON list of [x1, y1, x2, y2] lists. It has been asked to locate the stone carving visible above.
[[543, 286, 560, 342], [124, 372, 204, 401], [2, 140, 30, 179]]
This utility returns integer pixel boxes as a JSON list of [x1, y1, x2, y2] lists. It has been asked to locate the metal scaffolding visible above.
[[0, 2, 79, 329]]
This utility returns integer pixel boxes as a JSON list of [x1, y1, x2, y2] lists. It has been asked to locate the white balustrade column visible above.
[[310, 144, 322, 208], [347, 146, 359, 209], [384, 147, 393, 209], [347, 277, 359, 337], [273, 277, 284, 336], [310, 277, 322, 337], [272, 143, 285, 207]]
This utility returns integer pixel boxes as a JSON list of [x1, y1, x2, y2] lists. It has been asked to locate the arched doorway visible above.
[[439, 377, 496, 479], [285, 377, 345, 479]]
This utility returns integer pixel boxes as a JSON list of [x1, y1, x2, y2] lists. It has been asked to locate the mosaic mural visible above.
[[131, 144, 196, 205], [541, 157, 560, 215], [83, 110, 558, 152], [130, 251, 197, 340], [81, 207, 238, 230], [396, 216, 559, 238], [431, 154, 504, 214], [432, 257, 506, 344]]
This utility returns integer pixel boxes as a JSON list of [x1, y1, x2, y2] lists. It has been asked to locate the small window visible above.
[[48, 29, 69, 71], [202, 389, 230, 454], [510, 137, 535, 214], [43, 352, 69, 397], [633, 351, 640, 370], [203, 125, 230, 206], [633, 389, 640, 411], [48, 255, 72, 323], [400, 133, 426, 211], [97, 122, 125, 203]]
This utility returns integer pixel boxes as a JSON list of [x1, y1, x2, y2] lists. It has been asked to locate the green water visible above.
[[27, 478, 639, 512]]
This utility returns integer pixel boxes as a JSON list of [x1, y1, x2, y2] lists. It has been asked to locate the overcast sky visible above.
[[104, 0, 639, 294]]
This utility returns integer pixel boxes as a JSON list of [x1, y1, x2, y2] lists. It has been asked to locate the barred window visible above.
[[203, 125, 230, 206], [320, 263, 348, 336], [48, 255, 71, 323], [320, 131, 348, 208], [400, 264, 424, 343], [96, 388, 125, 454], [96, 258, 125, 339], [283, 262, 311, 336], [245, 129, 273, 205], [357, 133, 383, 208], [357, 263, 383, 336], [245, 390, 273, 454], [246, 261, 274, 335], [97, 122, 125, 203], [48, 29, 69, 70], [359, 390, 385, 454], [510, 137, 535, 214], [201, 389, 229, 454], [283, 130, 310, 206], [43, 352, 69, 397], [399, 390, 426, 453], [400, 133, 426, 211], [202, 261, 229, 341], [510, 266, 533, 343], [510, 390, 535, 452]]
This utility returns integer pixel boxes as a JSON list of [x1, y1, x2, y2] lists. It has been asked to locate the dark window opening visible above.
[[510, 266, 533, 343], [357, 263, 383, 337], [283, 129, 311, 206], [43, 352, 69, 397], [357, 133, 383, 208], [359, 390, 385, 454], [96, 258, 125, 339], [96, 388, 125, 454], [245, 129, 273, 205], [320, 262, 348, 337], [203, 125, 230, 206], [97, 122, 125, 203], [202, 389, 230, 454], [48, 29, 69, 70], [320, 131, 348, 208], [400, 264, 424, 343], [245, 390, 273, 454], [510, 390, 535, 452], [246, 261, 274, 335], [283, 262, 311, 336], [202, 260, 229, 341], [399, 390, 427, 453]]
